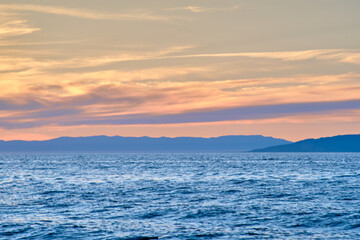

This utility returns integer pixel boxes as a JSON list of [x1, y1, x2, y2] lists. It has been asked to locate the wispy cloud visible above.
[[51, 45, 195, 69], [0, 18, 39, 39], [2, 48, 358, 79], [0, 45, 194, 75], [167, 5, 239, 13], [226, 49, 360, 64], [142, 48, 360, 66], [0, 39, 87, 46], [158, 49, 360, 64], [0, 4, 180, 22]]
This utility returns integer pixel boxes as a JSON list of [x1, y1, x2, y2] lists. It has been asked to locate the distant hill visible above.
[[0, 135, 291, 152], [252, 134, 360, 152]]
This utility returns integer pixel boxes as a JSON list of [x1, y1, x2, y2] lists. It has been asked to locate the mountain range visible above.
[[0, 135, 291, 152], [252, 134, 360, 152], [1, 134, 359, 152]]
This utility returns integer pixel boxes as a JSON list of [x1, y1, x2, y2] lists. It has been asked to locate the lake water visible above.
[[0, 153, 360, 239]]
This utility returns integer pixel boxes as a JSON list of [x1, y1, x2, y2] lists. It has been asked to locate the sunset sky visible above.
[[1, 0, 360, 141]]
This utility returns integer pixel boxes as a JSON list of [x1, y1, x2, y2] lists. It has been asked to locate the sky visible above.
[[1, 0, 360, 141]]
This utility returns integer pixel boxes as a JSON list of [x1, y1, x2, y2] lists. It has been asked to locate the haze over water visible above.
[[1, 153, 360, 239]]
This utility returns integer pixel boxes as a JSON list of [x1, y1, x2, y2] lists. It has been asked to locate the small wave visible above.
[[347, 223, 360, 229], [194, 233, 225, 238], [288, 223, 310, 228], [0, 227, 31, 236], [321, 212, 348, 218], [229, 179, 258, 185], [40, 190, 65, 195], [183, 207, 235, 219], [121, 237, 158, 240], [223, 189, 241, 194], [140, 211, 166, 219], [246, 231, 263, 236], [264, 193, 292, 199]]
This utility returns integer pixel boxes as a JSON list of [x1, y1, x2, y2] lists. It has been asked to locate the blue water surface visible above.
[[0, 153, 360, 239]]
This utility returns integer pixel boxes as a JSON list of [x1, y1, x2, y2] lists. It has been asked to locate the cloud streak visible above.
[[157, 49, 360, 64], [0, 18, 39, 39], [0, 4, 179, 22], [166, 5, 239, 13], [2, 47, 358, 81]]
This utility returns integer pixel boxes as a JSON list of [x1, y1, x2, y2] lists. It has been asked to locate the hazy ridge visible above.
[[252, 134, 360, 152], [0, 135, 291, 152]]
